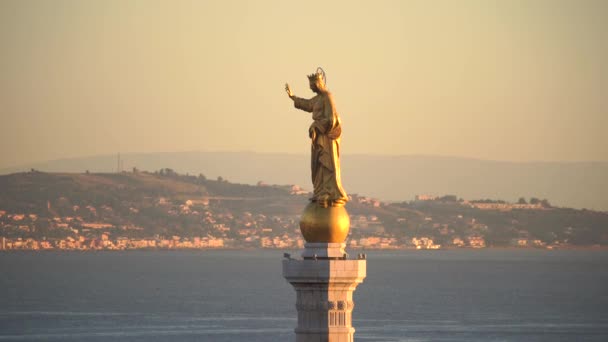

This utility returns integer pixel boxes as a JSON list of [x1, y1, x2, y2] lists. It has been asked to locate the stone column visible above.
[[283, 243, 366, 342]]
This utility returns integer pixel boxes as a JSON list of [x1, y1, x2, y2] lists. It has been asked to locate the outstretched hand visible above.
[[285, 83, 294, 98]]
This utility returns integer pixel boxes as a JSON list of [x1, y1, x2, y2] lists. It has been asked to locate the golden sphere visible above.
[[299, 202, 350, 243]]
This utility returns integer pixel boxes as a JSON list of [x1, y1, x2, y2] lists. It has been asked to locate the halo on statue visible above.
[[315, 67, 326, 85]]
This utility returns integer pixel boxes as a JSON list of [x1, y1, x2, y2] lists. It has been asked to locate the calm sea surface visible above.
[[1, 249, 607, 341]]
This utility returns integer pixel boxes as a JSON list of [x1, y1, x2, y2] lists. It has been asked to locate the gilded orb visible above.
[[299, 202, 350, 243]]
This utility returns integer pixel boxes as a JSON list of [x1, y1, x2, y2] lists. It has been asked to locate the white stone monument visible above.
[[283, 242, 367, 341]]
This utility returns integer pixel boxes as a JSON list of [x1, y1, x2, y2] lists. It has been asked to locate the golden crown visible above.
[[307, 67, 326, 84]]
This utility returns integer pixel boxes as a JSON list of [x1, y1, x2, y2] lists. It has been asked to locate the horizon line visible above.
[[1, 150, 607, 171]]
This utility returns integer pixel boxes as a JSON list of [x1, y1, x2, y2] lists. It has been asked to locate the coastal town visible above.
[[0, 198, 542, 251], [1, 171, 606, 251]]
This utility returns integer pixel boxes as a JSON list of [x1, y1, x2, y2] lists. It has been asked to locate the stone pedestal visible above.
[[283, 243, 366, 342]]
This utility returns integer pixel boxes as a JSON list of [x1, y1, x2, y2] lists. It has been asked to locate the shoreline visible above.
[[2, 245, 607, 253]]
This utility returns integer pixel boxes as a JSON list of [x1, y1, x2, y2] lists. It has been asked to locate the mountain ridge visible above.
[[2, 151, 606, 210]]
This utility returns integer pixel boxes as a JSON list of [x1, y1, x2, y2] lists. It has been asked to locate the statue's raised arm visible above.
[[285, 83, 294, 98]]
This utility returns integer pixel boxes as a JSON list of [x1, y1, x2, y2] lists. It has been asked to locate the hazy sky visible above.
[[1, 0, 607, 169]]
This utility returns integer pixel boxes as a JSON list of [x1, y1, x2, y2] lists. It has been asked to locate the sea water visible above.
[[1, 249, 607, 341]]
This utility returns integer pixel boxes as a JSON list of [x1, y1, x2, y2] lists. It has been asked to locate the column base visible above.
[[295, 327, 355, 342], [283, 254, 366, 342]]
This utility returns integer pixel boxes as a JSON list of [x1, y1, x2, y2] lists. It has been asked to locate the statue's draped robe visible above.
[[293, 92, 348, 206]]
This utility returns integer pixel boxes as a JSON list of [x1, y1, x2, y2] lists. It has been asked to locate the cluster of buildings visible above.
[[3, 234, 553, 251], [0, 235, 225, 251], [414, 194, 546, 211]]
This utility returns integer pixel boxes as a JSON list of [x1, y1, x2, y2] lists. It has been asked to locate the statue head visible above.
[[308, 68, 327, 93]]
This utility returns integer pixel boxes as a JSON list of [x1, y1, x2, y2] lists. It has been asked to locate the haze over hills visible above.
[[1, 151, 606, 211]]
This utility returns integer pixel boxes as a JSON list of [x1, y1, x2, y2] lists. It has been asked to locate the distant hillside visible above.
[[1, 171, 606, 250], [0, 170, 302, 216], [1, 152, 606, 210]]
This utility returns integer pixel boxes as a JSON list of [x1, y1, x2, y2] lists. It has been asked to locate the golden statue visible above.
[[285, 68, 348, 208], [285, 68, 350, 243]]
